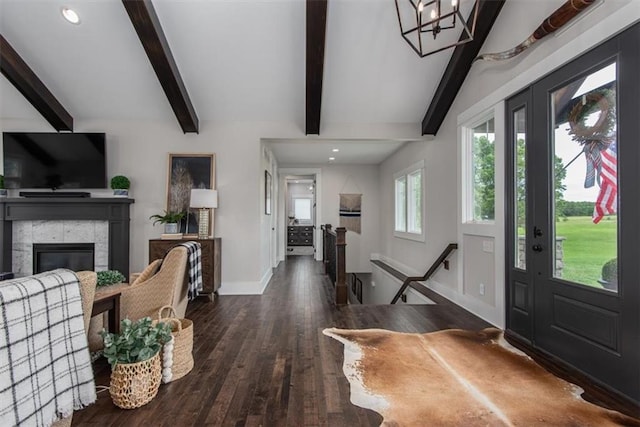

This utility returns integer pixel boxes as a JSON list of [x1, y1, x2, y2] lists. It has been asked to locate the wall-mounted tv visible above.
[[2, 132, 107, 190]]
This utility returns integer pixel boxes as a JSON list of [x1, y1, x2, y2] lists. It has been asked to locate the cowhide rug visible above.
[[323, 327, 639, 426]]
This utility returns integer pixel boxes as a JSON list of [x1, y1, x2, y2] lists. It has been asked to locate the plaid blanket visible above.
[[178, 242, 203, 300], [0, 269, 96, 427]]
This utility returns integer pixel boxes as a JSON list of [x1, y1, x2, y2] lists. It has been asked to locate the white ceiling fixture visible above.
[[61, 7, 81, 25], [332, 148, 339, 152]]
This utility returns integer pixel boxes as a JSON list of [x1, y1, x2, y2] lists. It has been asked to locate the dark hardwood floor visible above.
[[74, 255, 490, 426]]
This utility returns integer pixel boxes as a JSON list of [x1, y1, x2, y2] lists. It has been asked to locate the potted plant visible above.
[[149, 210, 185, 234], [0, 175, 6, 198], [101, 317, 172, 409], [96, 270, 126, 287], [598, 258, 618, 291], [110, 175, 130, 197]]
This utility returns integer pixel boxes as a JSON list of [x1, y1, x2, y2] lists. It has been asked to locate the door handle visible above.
[[533, 226, 543, 238], [532, 244, 543, 252]]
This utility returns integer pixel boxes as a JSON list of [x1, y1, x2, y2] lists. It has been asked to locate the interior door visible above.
[[506, 23, 639, 403]]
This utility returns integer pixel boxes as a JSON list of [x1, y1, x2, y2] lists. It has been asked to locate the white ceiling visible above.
[[266, 137, 407, 165], [1, 0, 485, 164]]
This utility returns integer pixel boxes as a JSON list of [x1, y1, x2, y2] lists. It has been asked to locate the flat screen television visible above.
[[2, 132, 107, 190]]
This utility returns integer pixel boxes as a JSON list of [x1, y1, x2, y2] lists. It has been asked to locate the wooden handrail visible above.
[[321, 224, 348, 305], [390, 243, 458, 304]]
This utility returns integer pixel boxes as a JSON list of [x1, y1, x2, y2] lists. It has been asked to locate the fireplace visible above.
[[0, 197, 133, 278], [33, 243, 95, 274]]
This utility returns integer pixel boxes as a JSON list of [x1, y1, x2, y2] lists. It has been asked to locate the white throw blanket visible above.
[[0, 269, 96, 427]]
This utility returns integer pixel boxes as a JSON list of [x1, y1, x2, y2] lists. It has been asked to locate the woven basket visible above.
[[155, 306, 194, 382], [109, 352, 161, 409]]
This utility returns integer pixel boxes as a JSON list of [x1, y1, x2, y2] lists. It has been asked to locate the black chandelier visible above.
[[394, 0, 479, 57]]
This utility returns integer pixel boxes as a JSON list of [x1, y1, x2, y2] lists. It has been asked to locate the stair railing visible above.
[[390, 243, 458, 304]]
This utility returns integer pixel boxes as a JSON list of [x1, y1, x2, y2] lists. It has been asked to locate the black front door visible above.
[[506, 23, 639, 403]]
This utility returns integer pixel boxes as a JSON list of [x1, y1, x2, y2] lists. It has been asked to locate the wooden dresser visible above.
[[287, 226, 313, 246], [149, 237, 221, 301]]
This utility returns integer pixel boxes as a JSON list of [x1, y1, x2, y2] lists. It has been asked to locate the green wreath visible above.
[[568, 88, 616, 144]]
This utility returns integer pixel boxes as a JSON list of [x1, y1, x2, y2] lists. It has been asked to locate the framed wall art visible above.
[[167, 153, 216, 234], [265, 170, 272, 215]]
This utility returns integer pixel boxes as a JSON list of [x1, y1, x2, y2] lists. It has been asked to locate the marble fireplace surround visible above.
[[0, 197, 133, 277]]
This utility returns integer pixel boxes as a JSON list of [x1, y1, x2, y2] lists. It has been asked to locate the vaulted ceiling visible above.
[[1, 0, 506, 159]]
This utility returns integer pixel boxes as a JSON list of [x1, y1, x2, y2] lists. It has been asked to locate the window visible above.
[[469, 118, 495, 222], [293, 197, 312, 224], [394, 161, 424, 241]]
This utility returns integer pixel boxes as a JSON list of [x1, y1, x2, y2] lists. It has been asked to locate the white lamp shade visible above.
[[190, 189, 218, 208]]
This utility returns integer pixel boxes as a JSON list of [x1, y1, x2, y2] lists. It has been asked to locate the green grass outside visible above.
[[517, 215, 617, 289], [555, 216, 617, 288]]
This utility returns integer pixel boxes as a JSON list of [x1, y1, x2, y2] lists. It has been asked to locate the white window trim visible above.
[[463, 112, 496, 225], [393, 160, 425, 242]]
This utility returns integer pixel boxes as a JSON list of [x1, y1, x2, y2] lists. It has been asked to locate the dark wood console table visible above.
[[149, 237, 221, 301], [92, 283, 128, 334]]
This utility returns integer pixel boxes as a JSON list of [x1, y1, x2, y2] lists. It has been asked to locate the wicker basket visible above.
[[109, 352, 162, 409], [155, 306, 194, 382]]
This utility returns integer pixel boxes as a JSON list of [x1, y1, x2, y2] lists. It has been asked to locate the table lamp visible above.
[[190, 189, 218, 239]]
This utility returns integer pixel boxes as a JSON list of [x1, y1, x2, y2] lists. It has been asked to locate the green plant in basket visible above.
[[101, 317, 172, 368], [96, 270, 125, 287]]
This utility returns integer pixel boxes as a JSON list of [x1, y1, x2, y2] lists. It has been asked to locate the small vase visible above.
[[113, 189, 128, 197], [164, 223, 179, 234], [0, 189, 6, 198]]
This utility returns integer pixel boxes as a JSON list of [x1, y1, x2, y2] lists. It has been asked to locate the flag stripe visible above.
[[592, 145, 617, 224]]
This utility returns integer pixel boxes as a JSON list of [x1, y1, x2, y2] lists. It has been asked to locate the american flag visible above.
[[592, 141, 617, 224]]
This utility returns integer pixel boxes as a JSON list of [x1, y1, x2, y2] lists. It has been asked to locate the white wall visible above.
[[0, 117, 300, 295], [377, 0, 639, 327], [279, 163, 381, 273]]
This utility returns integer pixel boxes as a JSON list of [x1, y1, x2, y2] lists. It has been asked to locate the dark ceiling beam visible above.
[[122, 0, 199, 133], [421, 0, 505, 136], [306, 0, 328, 135], [0, 34, 73, 132]]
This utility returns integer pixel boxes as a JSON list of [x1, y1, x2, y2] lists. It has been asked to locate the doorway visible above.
[[505, 23, 639, 403], [285, 175, 316, 257]]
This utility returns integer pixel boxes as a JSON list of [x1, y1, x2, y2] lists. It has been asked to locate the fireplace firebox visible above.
[[33, 243, 95, 274]]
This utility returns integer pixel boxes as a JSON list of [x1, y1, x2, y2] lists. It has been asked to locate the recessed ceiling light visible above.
[[61, 7, 81, 25], [329, 157, 335, 161], [332, 148, 339, 152]]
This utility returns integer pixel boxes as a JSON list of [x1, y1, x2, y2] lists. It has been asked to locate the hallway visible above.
[[75, 256, 490, 426]]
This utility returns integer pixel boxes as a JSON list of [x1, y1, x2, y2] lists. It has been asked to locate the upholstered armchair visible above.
[[120, 245, 190, 321], [87, 245, 190, 351]]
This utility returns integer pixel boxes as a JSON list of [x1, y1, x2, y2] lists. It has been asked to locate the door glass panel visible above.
[[551, 62, 618, 292], [514, 108, 527, 270], [472, 118, 495, 221]]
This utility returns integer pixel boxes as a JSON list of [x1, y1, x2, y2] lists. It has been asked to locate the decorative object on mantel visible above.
[[189, 188, 218, 239], [110, 175, 130, 197], [0, 174, 6, 197], [167, 153, 215, 234], [101, 317, 172, 409], [474, 0, 596, 62], [150, 210, 186, 234], [395, 0, 479, 58], [96, 270, 125, 287]]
